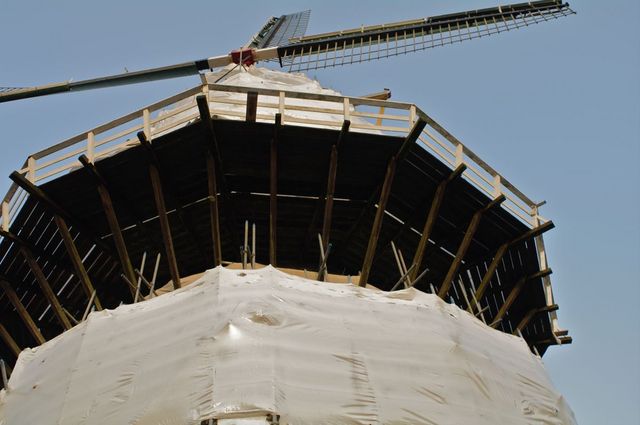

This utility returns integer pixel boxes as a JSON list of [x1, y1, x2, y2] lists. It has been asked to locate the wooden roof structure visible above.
[[0, 82, 570, 378]]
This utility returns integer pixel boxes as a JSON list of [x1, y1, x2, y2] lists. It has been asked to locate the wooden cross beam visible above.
[[138, 132, 181, 289], [469, 220, 555, 313], [269, 114, 281, 266], [78, 155, 136, 296], [409, 164, 466, 282], [0, 278, 45, 345], [438, 194, 506, 298], [490, 268, 552, 328], [19, 246, 71, 330], [0, 323, 21, 359]]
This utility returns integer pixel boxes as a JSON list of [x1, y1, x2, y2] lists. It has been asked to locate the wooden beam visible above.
[[19, 247, 71, 330], [138, 133, 181, 289], [359, 157, 397, 287], [469, 221, 555, 312], [491, 268, 552, 327], [438, 194, 505, 298], [409, 164, 466, 282], [246, 91, 258, 122], [78, 155, 136, 296], [0, 323, 21, 358], [206, 151, 222, 266], [0, 278, 45, 345], [396, 119, 427, 161], [269, 114, 281, 266], [514, 303, 559, 334], [53, 216, 102, 310]]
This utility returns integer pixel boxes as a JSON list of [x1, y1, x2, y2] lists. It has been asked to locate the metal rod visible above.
[[82, 290, 97, 321], [150, 253, 161, 297], [251, 223, 256, 269], [390, 263, 416, 291]]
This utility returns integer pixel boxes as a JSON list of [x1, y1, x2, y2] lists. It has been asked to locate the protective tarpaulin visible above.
[[0, 266, 576, 424]]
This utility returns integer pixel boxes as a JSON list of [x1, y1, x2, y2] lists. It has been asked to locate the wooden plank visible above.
[[0, 278, 45, 345], [269, 114, 281, 266], [469, 221, 555, 312], [514, 303, 559, 334], [54, 215, 102, 310], [491, 268, 552, 327], [138, 133, 181, 289], [396, 118, 427, 161], [78, 155, 136, 296], [0, 323, 21, 358], [246, 91, 258, 122], [438, 194, 505, 298], [359, 157, 397, 287], [206, 151, 222, 266], [20, 247, 71, 330], [409, 164, 466, 282], [319, 145, 338, 281]]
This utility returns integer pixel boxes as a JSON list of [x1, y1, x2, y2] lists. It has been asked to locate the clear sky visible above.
[[1, 1, 639, 423]]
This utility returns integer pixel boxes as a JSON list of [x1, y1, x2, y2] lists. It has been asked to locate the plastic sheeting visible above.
[[0, 266, 576, 424]]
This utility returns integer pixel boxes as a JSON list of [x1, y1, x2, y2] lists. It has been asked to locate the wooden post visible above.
[[269, 114, 281, 266], [0, 323, 21, 358], [321, 145, 338, 251], [409, 164, 466, 282], [20, 247, 71, 330], [138, 133, 181, 289], [0, 279, 45, 345], [469, 221, 555, 312], [359, 157, 397, 287], [206, 151, 222, 266], [78, 155, 137, 296], [491, 268, 552, 327], [54, 216, 102, 310], [246, 92, 258, 122], [438, 194, 505, 299]]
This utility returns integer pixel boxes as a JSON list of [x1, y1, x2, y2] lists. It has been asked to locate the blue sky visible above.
[[1, 1, 639, 423]]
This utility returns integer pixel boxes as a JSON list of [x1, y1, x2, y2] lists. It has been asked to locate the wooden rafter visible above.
[[469, 220, 555, 312], [19, 246, 71, 330], [491, 268, 552, 328], [269, 114, 281, 266], [53, 216, 102, 310], [0, 323, 21, 358], [0, 278, 45, 345], [409, 163, 466, 282], [78, 155, 136, 296], [438, 194, 505, 298], [138, 132, 181, 289], [514, 303, 559, 334]]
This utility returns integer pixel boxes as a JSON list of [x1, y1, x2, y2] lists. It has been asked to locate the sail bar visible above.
[[277, 0, 574, 72]]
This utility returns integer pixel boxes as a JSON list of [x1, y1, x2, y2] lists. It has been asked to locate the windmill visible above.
[[0, 1, 577, 424]]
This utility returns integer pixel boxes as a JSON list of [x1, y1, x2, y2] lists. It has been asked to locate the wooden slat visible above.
[[20, 247, 71, 330], [438, 194, 505, 298], [409, 164, 466, 282], [0, 323, 21, 358], [359, 157, 397, 286], [270, 114, 281, 266], [0, 278, 45, 345]]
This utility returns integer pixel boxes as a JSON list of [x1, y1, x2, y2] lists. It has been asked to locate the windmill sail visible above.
[[251, 10, 312, 49], [276, 0, 574, 72]]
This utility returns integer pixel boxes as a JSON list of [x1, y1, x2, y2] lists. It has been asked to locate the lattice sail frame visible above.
[[277, 1, 575, 72]]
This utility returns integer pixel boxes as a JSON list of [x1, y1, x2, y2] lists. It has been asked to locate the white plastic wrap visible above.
[[0, 266, 576, 424]]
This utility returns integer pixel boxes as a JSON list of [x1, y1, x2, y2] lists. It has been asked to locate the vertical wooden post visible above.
[[206, 151, 222, 266], [0, 323, 21, 358], [78, 155, 136, 296], [409, 164, 466, 282], [359, 157, 397, 286], [246, 92, 258, 122], [20, 247, 71, 330], [54, 215, 102, 310], [269, 114, 281, 266], [438, 194, 505, 299], [0, 279, 45, 345], [321, 145, 338, 250], [138, 133, 181, 289]]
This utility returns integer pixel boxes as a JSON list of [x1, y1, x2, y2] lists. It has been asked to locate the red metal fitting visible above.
[[230, 48, 256, 66]]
